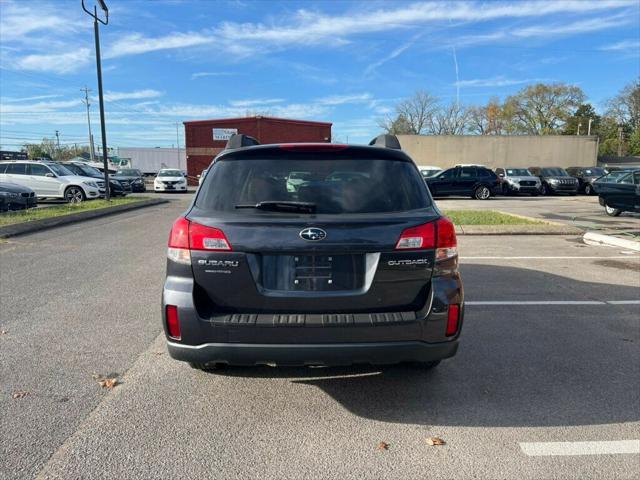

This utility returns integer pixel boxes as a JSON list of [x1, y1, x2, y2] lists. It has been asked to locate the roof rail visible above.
[[225, 134, 260, 150], [368, 134, 401, 150]]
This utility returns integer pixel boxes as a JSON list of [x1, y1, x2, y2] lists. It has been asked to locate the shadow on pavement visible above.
[[209, 264, 639, 428]]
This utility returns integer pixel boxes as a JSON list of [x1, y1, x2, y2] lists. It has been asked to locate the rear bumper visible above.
[[167, 339, 458, 366]]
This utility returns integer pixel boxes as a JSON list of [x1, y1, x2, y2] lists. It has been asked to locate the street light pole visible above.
[[82, 0, 110, 200], [587, 118, 593, 136], [576, 123, 581, 136]]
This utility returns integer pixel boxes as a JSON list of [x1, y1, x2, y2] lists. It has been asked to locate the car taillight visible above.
[[189, 222, 232, 251], [435, 217, 458, 261], [167, 217, 232, 264], [166, 305, 181, 339], [395, 217, 457, 261], [446, 304, 460, 336], [395, 222, 436, 250]]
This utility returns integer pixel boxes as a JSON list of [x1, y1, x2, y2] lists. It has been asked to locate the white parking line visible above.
[[466, 300, 640, 306], [519, 440, 640, 457]]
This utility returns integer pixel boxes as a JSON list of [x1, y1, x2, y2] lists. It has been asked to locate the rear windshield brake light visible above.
[[278, 143, 348, 152]]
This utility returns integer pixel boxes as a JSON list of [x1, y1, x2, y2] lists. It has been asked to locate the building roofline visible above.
[[183, 115, 332, 127]]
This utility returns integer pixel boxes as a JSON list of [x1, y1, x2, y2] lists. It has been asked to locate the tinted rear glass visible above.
[[196, 158, 430, 214], [541, 168, 568, 176]]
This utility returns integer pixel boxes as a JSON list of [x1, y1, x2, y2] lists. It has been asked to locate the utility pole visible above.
[[617, 125, 624, 157], [81, 86, 95, 162], [55, 130, 60, 158], [576, 123, 581, 136], [587, 118, 593, 136], [82, 0, 111, 200], [175, 122, 181, 171]]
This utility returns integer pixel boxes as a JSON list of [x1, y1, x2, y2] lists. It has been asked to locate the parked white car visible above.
[[154, 169, 188, 192], [417, 165, 443, 178], [198, 168, 207, 186], [0, 160, 102, 202]]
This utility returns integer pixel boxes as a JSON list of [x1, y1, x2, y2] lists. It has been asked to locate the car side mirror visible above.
[[45, 172, 55, 177]]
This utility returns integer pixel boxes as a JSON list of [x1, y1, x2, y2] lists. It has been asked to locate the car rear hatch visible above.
[[173, 145, 453, 318]]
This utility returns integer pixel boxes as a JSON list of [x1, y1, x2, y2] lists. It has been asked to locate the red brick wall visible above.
[[184, 116, 332, 184]]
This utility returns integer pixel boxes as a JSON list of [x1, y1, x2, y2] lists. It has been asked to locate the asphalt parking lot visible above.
[[1, 194, 638, 479]]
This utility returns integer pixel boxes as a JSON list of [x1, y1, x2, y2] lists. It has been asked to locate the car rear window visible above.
[[196, 157, 431, 214]]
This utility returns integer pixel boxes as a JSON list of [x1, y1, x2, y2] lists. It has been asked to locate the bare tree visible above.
[[428, 102, 471, 134], [606, 78, 640, 130], [467, 98, 506, 135], [379, 90, 440, 135]]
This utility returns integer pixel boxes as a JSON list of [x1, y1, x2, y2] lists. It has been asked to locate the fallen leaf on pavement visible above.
[[377, 441, 390, 450], [98, 378, 118, 389], [13, 391, 29, 399], [92, 373, 103, 380], [426, 437, 446, 446]]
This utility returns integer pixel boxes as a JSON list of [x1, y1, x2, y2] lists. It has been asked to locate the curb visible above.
[[0, 198, 169, 239], [583, 231, 640, 252], [455, 224, 583, 235]]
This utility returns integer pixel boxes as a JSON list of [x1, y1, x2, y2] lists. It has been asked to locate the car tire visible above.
[[584, 184, 593, 195], [604, 205, 622, 217], [473, 185, 491, 200], [64, 186, 86, 203], [189, 362, 226, 372], [541, 184, 550, 196]]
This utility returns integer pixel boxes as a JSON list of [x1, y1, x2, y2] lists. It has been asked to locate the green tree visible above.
[[562, 104, 600, 136], [503, 83, 586, 134]]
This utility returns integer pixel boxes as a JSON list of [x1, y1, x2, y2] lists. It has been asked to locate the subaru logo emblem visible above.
[[299, 227, 326, 242]]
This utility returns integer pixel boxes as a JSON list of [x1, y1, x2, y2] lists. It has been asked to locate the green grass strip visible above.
[[443, 210, 545, 225], [0, 197, 150, 227]]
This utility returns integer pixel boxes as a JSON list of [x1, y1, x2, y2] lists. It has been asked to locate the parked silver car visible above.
[[495, 167, 541, 196]]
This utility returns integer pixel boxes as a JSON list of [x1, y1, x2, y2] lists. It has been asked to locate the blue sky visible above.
[[0, 0, 639, 150]]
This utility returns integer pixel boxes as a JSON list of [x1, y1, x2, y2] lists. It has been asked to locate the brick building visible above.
[[183, 116, 332, 183]]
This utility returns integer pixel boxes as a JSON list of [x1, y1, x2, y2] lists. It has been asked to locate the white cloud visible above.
[[364, 32, 425, 75], [191, 72, 236, 79], [229, 98, 285, 107], [1, 99, 83, 114], [216, 1, 636, 47], [105, 32, 213, 59], [454, 76, 544, 88], [103, 90, 164, 102], [2, 94, 64, 103], [513, 14, 631, 37], [0, 3, 82, 43], [316, 93, 372, 106], [599, 39, 640, 51], [13, 49, 92, 74]]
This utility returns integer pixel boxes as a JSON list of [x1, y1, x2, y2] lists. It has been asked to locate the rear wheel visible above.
[[473, 185, 491, 200], [604, 205, 622, 217], [64, 186, 85, 203], [541, 183, 550, 196], [584, 184, 594, 195]]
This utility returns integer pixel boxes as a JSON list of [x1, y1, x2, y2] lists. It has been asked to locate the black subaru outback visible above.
[[162, 134, 464, 371]]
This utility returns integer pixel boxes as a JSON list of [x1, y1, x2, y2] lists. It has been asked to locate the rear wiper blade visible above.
[[235, 201, 317, 213]]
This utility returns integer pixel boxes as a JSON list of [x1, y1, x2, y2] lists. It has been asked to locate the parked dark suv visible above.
[[528, 167, 578, 195], [162, 134, 464, 371], [566, 166, 608, 195], [424, 165, 499, 200]]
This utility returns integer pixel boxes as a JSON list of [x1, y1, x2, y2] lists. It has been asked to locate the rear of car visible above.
[[162, 137, 464, 369]]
